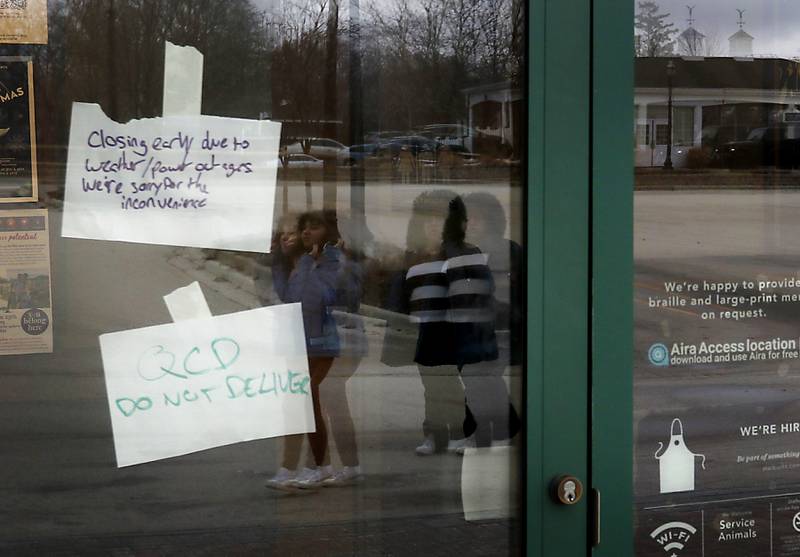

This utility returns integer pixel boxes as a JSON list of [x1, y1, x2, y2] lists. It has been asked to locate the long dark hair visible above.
[[442, 195, 467, 246], [298, 209, 341, 246]]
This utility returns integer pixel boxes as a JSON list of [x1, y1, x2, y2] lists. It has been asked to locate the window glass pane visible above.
[[0, 0, 526, 554], [634, 2, 800, 554]]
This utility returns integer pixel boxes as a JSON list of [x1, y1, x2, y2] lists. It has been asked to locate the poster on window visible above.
[[0, 57, 37, 203], [0, 0, 47, 44], [0, 208, 52, 355]]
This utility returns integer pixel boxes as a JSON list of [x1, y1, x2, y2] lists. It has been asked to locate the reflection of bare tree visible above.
[[0, 0, 522, 194], [11, 0, 269, 190], [270, 0, 331, 128], [364, 0, 518, 131]]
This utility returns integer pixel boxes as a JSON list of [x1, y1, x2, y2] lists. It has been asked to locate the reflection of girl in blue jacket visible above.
[[272, 212, 342, 358], [268, 210, 360, 489]]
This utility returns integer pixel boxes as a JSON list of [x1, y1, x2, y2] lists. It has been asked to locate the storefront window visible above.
[[0, 0, 525, 553], [634, 2, 800, 555]]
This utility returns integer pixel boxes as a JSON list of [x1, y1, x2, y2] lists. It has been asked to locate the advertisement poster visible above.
[[0, 209, 52, 355], [0, 0, 47, 44], [0, 57, 36, 203]]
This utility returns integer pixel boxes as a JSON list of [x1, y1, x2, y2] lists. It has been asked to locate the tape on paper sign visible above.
[[61, 102, 281, 252], [99, 303, 312, 467], [163, 282, 212, 322], [163, 42, 203, 116]]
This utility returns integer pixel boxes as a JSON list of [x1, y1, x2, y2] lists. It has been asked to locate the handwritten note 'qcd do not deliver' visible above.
[[100, 303, 312, 467]]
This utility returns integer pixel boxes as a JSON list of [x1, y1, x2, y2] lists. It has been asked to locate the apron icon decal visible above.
[[655, 418, 706, 494]]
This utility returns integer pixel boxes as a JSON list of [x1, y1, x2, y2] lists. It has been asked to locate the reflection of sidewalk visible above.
[[3, 513, 520, 555]]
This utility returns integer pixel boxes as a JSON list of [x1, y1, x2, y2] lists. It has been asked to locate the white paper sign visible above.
[[100, 304, 312, 467], [62, 102, 281, 252]]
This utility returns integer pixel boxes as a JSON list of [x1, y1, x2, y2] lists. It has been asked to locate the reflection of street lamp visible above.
[[663, 60, 677, 170]]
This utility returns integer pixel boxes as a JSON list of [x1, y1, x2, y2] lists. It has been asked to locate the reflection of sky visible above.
[[253, 0, 800, 59], [640, 0, 800, 59]]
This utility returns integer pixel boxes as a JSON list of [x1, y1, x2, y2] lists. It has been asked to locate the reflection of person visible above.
[[305, 219, 367, 486], [388, 190, 468, 455], [463, 193, 523, 368], [265, 211, 363, 489], [398, 147, 415, 184], [458, 194, 522, 447]]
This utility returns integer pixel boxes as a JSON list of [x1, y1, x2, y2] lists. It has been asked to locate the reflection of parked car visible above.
[[284, 138, 347, 160], [718, 125, 800, 168], [446, 144, 481, 165], [337, 143, 380, 166], [717, 128, 766, 168], [416, 124, 472, 147], [381, 135, 441, 156], [284, 153, 324, 169]]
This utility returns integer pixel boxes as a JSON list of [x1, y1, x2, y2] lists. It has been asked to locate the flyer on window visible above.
[[0, 209, 52, 355], [0, 58, 36, 203], [0, 0, 47, 44]]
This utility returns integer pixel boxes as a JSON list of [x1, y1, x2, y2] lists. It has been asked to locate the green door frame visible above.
[[527, 0, 633, 555], [527, 0, 590, 554], [591, 0, 634, 555]]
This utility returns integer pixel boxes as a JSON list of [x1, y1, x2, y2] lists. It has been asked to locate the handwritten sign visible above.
[[62, 102, 281, 252], [100, 304, 312, 467]]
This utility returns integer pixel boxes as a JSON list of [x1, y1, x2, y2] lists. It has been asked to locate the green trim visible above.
[[590, 0, 634, 555], [526, 0, 545, 550], [528, 0, 591, 555]]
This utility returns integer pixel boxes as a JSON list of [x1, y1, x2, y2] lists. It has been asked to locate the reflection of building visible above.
[[729, 29, 754, 58], [634, 57, 800, 167], [463, 81, 523, 156]]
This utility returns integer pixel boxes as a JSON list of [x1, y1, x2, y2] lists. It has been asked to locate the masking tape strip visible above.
[[163, 41, 204, 116], [163, 281, 213, 322]]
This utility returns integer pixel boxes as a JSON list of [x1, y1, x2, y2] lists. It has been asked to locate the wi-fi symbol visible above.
[[650, 521, 697, 554]]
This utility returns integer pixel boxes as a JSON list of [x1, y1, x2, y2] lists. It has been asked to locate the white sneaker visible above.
[[291, 465, 333, 489], [447, 438, 469, 453], [323, 465, 363, 487], [415, 435, 436, 456], [266, 467, 297, 490], [455, 436, 476, 455]]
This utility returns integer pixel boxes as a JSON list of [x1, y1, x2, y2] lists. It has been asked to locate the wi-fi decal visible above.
[[650, 521, 697, 554]]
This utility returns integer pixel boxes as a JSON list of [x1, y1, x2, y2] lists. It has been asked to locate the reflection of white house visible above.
[[635, 56, 800, 167], [463, 81, 522, 155]]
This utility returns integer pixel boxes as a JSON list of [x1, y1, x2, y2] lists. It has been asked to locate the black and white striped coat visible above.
[[403, 243, 498, 366]]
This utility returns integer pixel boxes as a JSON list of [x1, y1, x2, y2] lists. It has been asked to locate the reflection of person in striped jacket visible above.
[[396, 193, 518, 454], [441, 196, 519, 449], [388, 190, 464, 455]]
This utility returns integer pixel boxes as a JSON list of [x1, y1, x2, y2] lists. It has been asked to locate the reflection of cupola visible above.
[[680, 6, 705, 56], [729, 9, 753, 57], [680, 27, 705, 55]]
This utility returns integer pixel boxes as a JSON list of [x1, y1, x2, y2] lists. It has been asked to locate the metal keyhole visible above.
[[563, 481, 577, 502], [551, 475, 583, 505]]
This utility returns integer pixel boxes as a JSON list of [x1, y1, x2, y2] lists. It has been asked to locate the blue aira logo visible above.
[[648, 343, 670, 367]]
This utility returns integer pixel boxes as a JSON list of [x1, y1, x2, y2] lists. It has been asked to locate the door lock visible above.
[[551, 475, 584, 505]]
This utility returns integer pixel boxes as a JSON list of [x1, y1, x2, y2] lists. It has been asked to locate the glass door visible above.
[[0, 1, 594, 556]]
